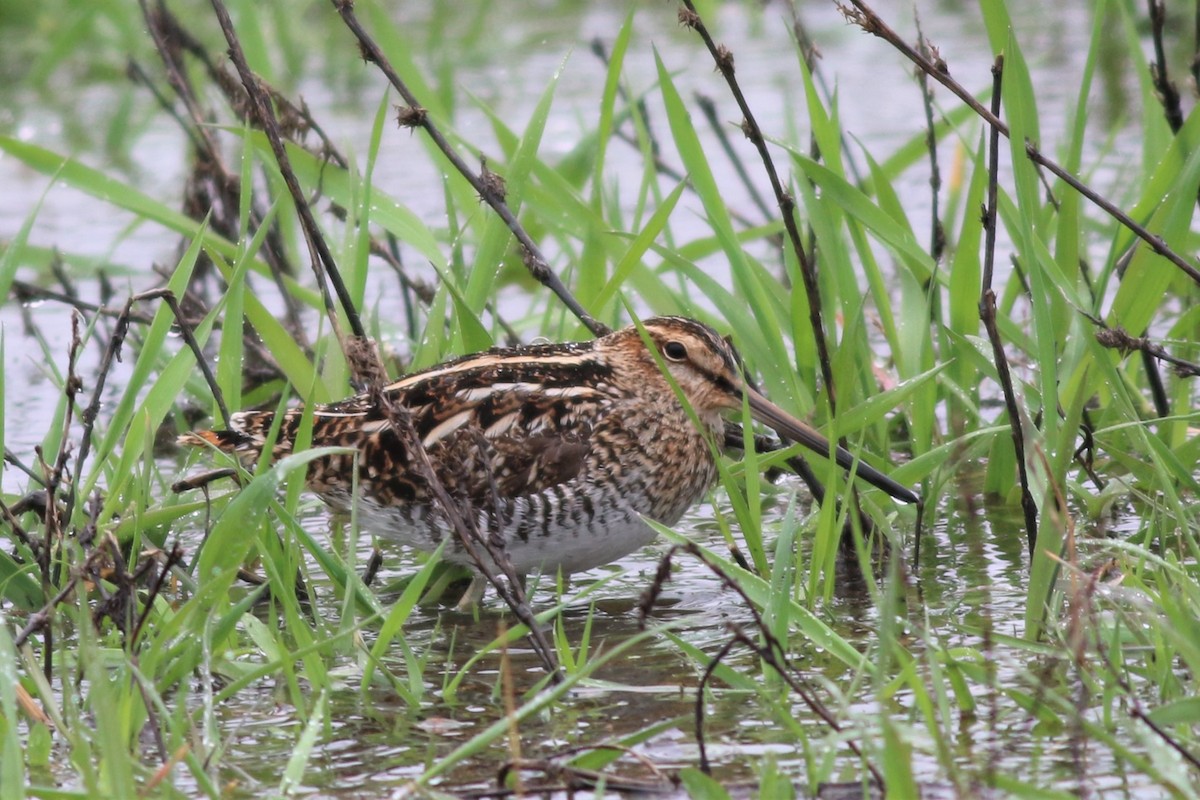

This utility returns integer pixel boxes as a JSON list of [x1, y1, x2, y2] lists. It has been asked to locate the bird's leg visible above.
[[453, 571, 534, 612], [456, 573, 489, 611]]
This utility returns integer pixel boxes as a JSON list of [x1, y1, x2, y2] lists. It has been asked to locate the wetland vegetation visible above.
[[1, 0, 1199, 797]]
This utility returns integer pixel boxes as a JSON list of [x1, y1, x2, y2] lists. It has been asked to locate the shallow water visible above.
[[148, 487, 1157, 798]]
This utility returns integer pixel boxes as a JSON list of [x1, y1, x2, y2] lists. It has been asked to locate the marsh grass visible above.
[[1, 0, 1199, 796]]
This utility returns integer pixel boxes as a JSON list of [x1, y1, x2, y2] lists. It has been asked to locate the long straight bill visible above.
[[744, 387, 919, 504]]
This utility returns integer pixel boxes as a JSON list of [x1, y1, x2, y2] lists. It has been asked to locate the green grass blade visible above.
[[465, 56, 565, 315], [0, 625, 24, 797], [278, 690, 327, 797], [195, 447, 347, 592]]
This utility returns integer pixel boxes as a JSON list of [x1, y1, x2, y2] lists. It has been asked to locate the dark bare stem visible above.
[[1138, 0, 1182, 416], [129, 545, 186, 652], [980, 60, 1002, 294], [785, 5, 865, 188], [151, 289, 231, 427], [62, 310, 121, 529], [210, 0, 377, 382], [1072, 410, 1105, 491], [332, 0, 606, 339], [140, 1, 310, 347], [842, 0, 1200, 289], [65, 289, 229, 532], [641, 543, 883, 787], [1194, 0, 1200, 88], [375, 394, 562, 681], [1092, 325, 1200, 379], [978, 58, 1038, 555], [126, 57, 210, 164], [43, 319, 84, 660], [10, 281, 154, 324], [1141, 348, 1171, 418], [694, 636, 738, 774], [362, 547, 383, 587], [677, 0, 837, 413], [913, 18, 945, 265], [0, 496, 36, 553], [695, 93, 775, 223], [1131, 701, 1200, 773], [3, 449, 46, 487], [1149, 0, 1185, 134], [13, 574, 83, 649]]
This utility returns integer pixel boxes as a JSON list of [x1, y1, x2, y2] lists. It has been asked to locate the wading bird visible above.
[[181, 317, 916, 600]]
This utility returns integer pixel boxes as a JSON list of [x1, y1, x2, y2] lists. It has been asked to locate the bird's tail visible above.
[[178, 410, 283, 462], [177, 428, 254, 453]]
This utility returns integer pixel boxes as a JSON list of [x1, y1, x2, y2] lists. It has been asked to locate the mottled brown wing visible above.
[[411, 380, 599, 504], [181, 337, 612, 508], [299, 379, 604, 508]]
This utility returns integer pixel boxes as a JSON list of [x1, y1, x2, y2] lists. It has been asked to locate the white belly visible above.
[[350, 493, 661, 577]]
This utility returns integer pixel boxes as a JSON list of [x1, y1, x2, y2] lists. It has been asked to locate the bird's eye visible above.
[[664, 341, 688, 361]]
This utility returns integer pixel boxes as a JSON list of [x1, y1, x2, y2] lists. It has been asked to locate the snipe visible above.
[[181, 317, 916, 596]]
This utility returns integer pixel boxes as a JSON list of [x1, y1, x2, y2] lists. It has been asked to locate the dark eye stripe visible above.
[[707, 369, 738, 396], [648, 316, 744, 384]]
